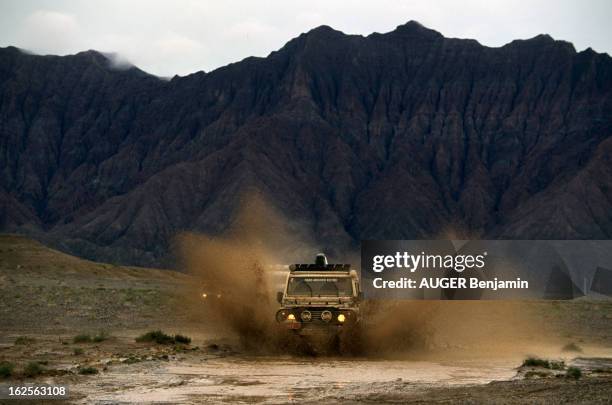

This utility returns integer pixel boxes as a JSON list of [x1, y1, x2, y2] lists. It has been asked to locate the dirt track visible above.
[[1, 235, 611, 404], [61, 355, 612, 404], [1, 334, 611, 404]]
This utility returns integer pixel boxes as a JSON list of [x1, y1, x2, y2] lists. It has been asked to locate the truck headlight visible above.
[[300, 310, 312, 322], [276, 310, 294, 322], [321, 310, 332, 322], [337, 314, 346, 323]]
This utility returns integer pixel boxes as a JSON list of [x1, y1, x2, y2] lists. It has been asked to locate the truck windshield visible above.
[[286, 277, 353, 297]]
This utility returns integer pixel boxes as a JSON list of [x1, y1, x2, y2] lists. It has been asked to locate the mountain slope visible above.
[[1, 21, 611, 266]]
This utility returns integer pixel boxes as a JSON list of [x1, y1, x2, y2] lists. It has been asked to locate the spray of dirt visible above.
[[174, 194, 559, 357], [358, 299, 548, 360], [175, 193, 322, 351]]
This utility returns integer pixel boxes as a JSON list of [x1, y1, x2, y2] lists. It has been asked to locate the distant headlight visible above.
[[287, 314, 296, 321], [321, 310, 333, 322], [300, 310, 312, 322], [337, 314, 346, 323]]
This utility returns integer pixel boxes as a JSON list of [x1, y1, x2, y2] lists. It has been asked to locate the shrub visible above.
[[522, 357, 550, 368], [566, 367, 582, 379], [135, 331, 192, 345], [23, 362, 43, 378], [0, 362, 14, 378], [73, 348, 84, 356], [136, 330, 174, 345], [549, 360, 566, 370], [174, 334, 192, 344], [78, 367, 98, 375], [73, 334, 92, 343], [14, 336, 35, 345]]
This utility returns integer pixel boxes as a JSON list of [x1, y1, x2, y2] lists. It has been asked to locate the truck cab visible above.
[[275, 254, 361, 345]]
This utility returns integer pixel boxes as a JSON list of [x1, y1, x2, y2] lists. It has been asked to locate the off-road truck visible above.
[[275, 254, 362, 353]]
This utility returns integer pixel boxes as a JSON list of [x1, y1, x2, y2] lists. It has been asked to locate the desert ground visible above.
[[1, 234, 611, 404]]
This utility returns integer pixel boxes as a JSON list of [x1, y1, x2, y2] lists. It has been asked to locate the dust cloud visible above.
[[174, 194, 550, 357], [175, 193, 319, 351], [357, 300, 543, 359]]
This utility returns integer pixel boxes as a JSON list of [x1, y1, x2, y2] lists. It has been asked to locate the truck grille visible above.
[[299, 308, 340, 322], [308, 310, 326, 320]]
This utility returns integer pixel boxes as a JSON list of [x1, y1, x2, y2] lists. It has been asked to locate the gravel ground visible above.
[[1, 234, 611, 404]]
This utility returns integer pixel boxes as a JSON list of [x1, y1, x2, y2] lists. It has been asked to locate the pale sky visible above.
[[1, 0, 611, 77]]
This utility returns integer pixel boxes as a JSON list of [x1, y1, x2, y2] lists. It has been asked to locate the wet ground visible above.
[[1, 331, 610, 404], [1, 235, 611, 404], [0, 329, 598, 405], [74, 355, 518, 403]]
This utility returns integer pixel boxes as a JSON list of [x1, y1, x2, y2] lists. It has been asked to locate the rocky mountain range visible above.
[[1, 21, 611, 267]]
